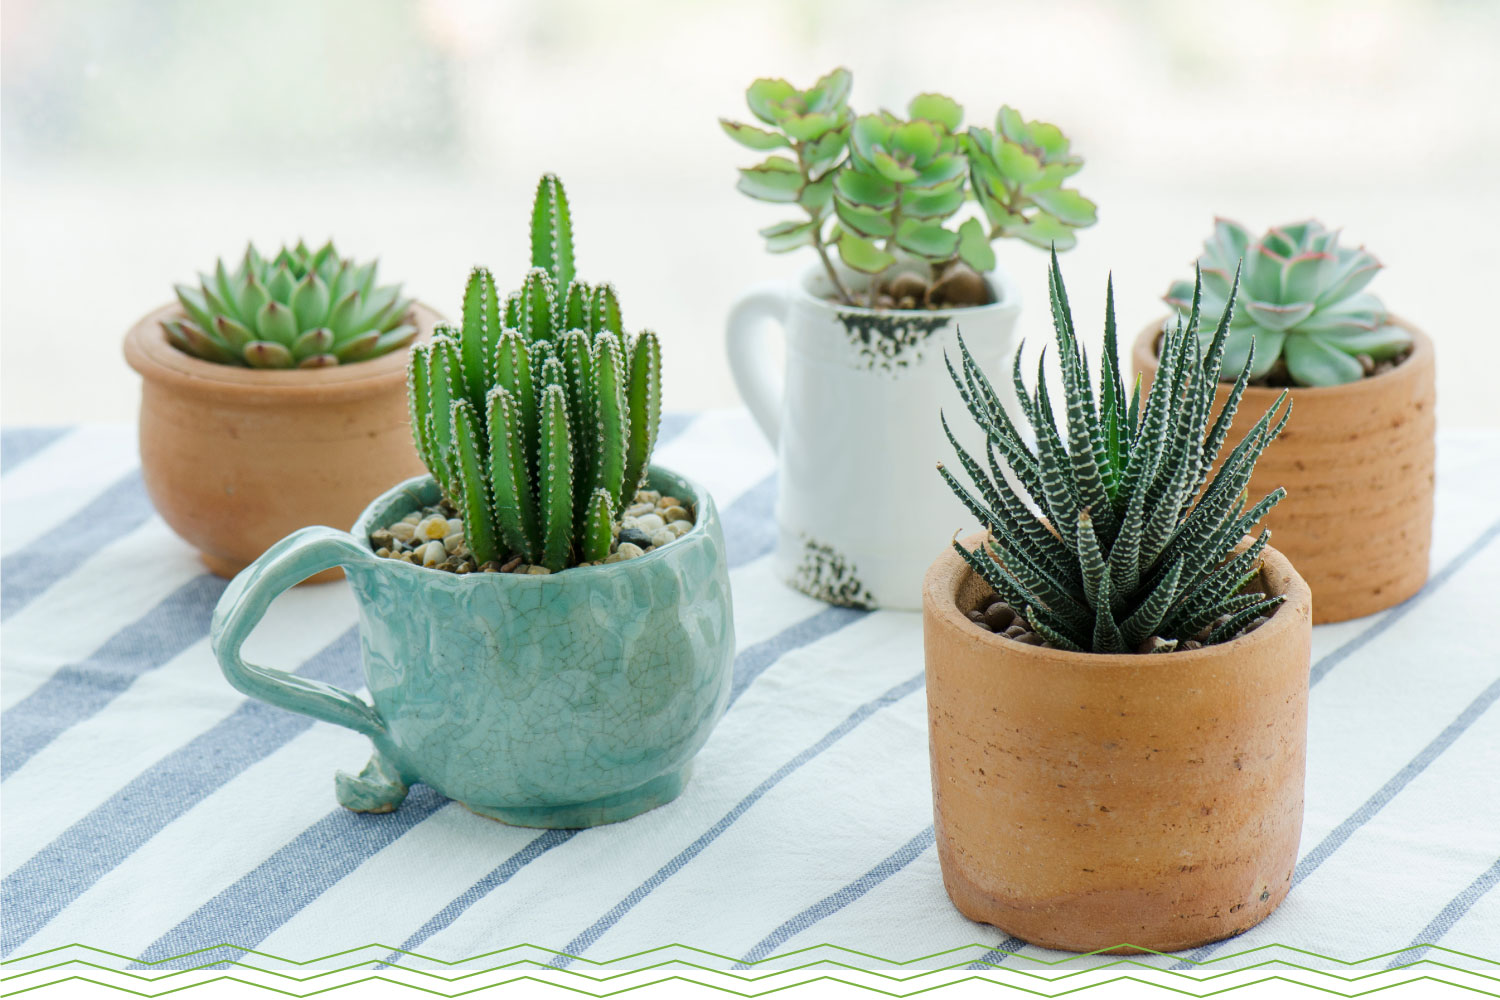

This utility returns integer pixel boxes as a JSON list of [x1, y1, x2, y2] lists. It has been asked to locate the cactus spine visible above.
[[408, 175, 662, 571]]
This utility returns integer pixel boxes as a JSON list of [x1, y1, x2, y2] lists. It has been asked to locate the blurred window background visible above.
[[3, 0, 1498, 424]]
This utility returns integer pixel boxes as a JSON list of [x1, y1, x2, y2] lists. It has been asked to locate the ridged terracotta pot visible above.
[[1133, 320, 1434, 623], [923, 533, 1312, 954], [124, 303, 439, 582]]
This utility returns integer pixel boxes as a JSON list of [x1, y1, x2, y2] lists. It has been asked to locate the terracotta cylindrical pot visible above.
[[1132, 321, 1434, 624], [124, 303, 439, 582], [923, 534, 1312, 954]]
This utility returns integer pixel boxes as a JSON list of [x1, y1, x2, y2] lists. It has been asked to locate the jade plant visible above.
[[723, 68, 1096, 308], [166, 241, 417, 368], [939, 251, 1290, 654], [407, 175, 662, 572], [1164, 219, 1410, 387]]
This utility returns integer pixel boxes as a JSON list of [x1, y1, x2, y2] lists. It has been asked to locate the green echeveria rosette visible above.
[[1164, 219, 1412, 387], [165, 240, 417, 369]]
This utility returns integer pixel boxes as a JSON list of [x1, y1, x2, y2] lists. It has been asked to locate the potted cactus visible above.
[[722, 68, 1096, 611], [1136, 219, 1434, 622], [124, 241, 439, 581], [209, 176, 735, 828], [923, 254, 1312, 953]]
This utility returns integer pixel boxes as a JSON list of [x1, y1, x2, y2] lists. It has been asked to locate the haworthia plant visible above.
[[939, 251, 1291, 654], [1164, 219, 1411, 387], [723, 68, 1096, 306], [164, 240, 417, 368], [408, 175, 662, 572]]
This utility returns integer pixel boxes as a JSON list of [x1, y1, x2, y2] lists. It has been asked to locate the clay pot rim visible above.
[[793, 263, 1022, 319], [923, 531, 1312, 667], [124, 301, 441, 403], [1131, 314, 1432, 397]]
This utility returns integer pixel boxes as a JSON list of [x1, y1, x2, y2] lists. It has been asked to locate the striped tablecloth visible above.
[[2, 414, 1497, 979]]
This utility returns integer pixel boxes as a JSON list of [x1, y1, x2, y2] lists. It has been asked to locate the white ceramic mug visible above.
[[727, 265, 1023, 610]]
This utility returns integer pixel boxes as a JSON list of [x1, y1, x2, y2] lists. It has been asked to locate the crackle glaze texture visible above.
[[923, 533, 1312, 954], [726, 264, 1023, 611], [211, 466, 735, 829], [125, 302, 439, 582], [1133, 320, 1435, 623]]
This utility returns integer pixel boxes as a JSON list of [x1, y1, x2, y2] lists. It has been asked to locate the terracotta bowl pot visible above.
[[124, 303, 440, 583], [923, 533, 1312, 954], [1132, 320, 1434, 624]]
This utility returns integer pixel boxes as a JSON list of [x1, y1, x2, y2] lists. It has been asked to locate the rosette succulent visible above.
[[724, 68, 1095, 308], [407, 175, 662, 571], [166, 241, 417, 368], [1164, 219, 1410, 387], [939, 252, 1290, 654]]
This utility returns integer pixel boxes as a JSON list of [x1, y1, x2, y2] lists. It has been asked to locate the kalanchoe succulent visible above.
[[965, 106, 1097, 258], [166, 241, 417, 368], [833, 96, 974, 285], [939, 251, 1291, 654], [722, 68, 854, 302], [1164, 219, 1410, 388], [724, 68, 1096, 308], [407, 175, 662, 572]]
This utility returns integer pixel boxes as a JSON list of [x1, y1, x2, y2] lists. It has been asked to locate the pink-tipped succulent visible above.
[[164, 240, 417, 369], [1164, 220, 1410, 387]]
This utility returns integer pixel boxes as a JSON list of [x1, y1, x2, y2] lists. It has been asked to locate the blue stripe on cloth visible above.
[[1171, 673, 1500, 970], [1310, 516, 1500, 688], [376, 605, 871, 967], [1, 574, 227, 779], [1384, 855, 1500, 970], [386, 829, 580, 967], [552, 667, 924, 969], [729, 606, 865, 707], [119, 592, 862, 964], [1, 470, 157, 622], [722, 476, 777, 570], [135, 785, 453, 969], [737, 826, 936, 967], [1, 428, 70, 475], [0, 628, 362, 957], [966, 937, 1028, 970]]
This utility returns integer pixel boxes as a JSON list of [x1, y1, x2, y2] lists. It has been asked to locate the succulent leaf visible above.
[[167, 241, 415, 368], [940, 253, 1288, 653], [1168, 220, 1396, 386]]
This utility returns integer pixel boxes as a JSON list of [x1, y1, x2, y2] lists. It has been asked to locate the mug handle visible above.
[[726, 283, 790, 445], [210, 525, 384, 740]]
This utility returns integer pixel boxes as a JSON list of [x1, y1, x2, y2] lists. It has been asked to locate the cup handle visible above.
[[726, 283, 790, 445], [210, 525, 384, 740]]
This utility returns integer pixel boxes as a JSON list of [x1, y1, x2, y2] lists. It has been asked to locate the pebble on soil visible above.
[[369, 489, 696, 574]]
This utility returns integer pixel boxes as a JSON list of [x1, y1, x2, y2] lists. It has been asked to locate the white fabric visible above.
[[0, 415, 1496, 976]]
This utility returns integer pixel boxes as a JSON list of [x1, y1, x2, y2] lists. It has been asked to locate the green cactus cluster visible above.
[[407, 175, 662, 572], [166, 241, 417, 368], [723, 68, 1096, 307], [1165, 219, 1411, 387], [940, 252, 1290, 654]]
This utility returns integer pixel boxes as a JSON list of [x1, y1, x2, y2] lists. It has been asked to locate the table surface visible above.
[[2, 414, 1497, 975]]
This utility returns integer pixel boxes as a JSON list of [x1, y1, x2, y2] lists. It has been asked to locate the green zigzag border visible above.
[[2, 943, 1498, 998]]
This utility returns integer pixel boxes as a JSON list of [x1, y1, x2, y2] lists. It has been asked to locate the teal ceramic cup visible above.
[[210, 466, 735, 828]]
